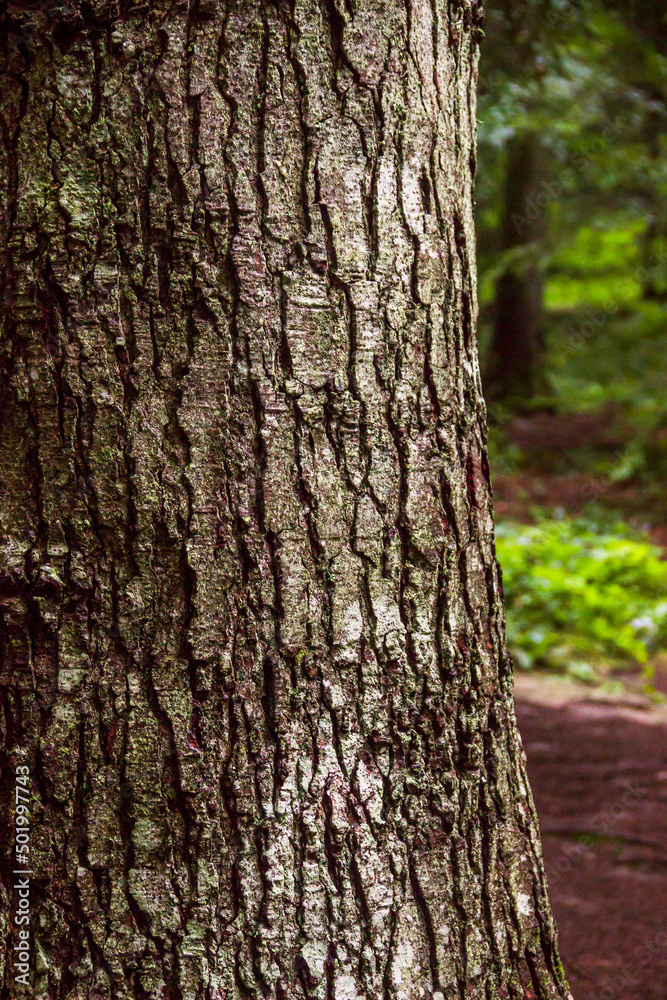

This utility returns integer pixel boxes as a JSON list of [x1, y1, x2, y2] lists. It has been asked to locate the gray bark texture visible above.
[[0, 2, 572, 999]]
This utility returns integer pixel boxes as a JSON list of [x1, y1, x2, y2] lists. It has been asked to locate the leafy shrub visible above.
[[495, 516, 667, 680]]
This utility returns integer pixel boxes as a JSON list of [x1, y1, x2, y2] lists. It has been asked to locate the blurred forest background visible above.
[[478, 9, 667, 994], [477, 0, 667, 693]]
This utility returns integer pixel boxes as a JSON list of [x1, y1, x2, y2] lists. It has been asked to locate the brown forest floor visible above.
[[492, 426, 667, 999], [491, 409, 667, 544], [515, 671, 667, 1000]]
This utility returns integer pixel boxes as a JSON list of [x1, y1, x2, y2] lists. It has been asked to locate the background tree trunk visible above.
[[485, 131, 548, 406], [0, 2, 571, 998]]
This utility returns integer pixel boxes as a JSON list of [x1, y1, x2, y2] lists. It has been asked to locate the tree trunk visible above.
[[639, 105, 667, 302], [0, 3, 571, 999], [485, 131, 547, 406]]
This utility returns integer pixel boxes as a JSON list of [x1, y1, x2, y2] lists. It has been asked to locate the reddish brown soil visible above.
[[515, 674, 667, 1000], [492, 470, 667, 538], [489, 406, 667, 544]]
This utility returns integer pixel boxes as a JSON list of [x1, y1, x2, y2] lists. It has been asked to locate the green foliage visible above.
[[545, 297, 667, 481], [478, 0, 667, 484], [496, 516, 667, 679]]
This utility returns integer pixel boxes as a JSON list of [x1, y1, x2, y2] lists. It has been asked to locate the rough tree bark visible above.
[[0, 2, 572, 999]]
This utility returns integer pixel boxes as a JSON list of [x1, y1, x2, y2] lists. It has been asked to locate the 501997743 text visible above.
[[13, 765, 31, 987]]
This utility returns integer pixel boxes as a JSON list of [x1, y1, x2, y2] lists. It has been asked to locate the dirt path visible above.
[[514, 674, 667, 1000]]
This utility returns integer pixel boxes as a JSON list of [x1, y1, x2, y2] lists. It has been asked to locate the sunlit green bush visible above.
[[496, 517, 667, 681]]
